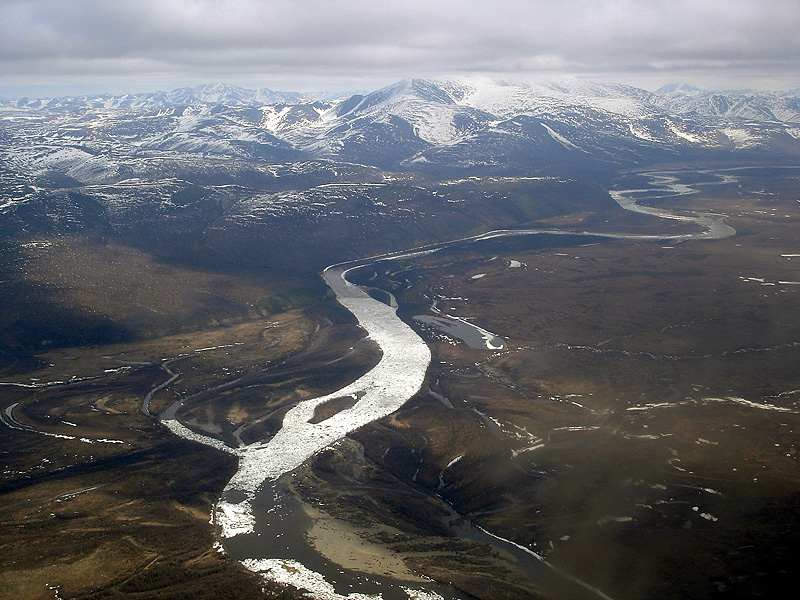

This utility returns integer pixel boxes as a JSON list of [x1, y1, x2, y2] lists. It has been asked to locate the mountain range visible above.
[[2, 76, 798, 182]]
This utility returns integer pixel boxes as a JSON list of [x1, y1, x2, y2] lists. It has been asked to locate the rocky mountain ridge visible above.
[[2, 76, 798, 181]]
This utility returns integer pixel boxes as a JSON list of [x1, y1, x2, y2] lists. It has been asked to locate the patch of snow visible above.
[[627, 122, 656, 141], [445, 454, 464, 469], [541, 123, 582, 151], [702, 396, 797, 413], [242, 558, 381, 599], [722, 127, 760, 149], [401, 588, 445, 600], [665, 119, 702, 144]]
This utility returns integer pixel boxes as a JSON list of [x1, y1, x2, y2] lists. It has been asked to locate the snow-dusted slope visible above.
[[247, 76, 800, 169], [2, 77, 799, 181], [653, 85, 800, 124]]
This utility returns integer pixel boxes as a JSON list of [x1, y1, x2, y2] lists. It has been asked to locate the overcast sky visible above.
[[1, 0, 798, 98]]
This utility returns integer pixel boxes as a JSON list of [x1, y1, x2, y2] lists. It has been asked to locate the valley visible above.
[[263, 167, 800, 600], [1, 78, 799, 600]]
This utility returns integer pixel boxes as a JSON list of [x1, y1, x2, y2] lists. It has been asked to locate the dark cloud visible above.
[[1, 0, 798, 96]]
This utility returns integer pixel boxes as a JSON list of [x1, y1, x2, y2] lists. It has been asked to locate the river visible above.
[[158, 169, 736, 599]]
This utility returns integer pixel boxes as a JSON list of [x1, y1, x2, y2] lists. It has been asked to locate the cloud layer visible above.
[[2, 0, 798, 96]]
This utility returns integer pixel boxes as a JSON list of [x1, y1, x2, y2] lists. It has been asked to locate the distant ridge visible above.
[[655, 83, 702, 94], [2, 76, 799, 178], [5, 82, 349, 108]]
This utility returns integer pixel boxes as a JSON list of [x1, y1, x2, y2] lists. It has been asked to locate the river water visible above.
[[159, 169, 736, 600]]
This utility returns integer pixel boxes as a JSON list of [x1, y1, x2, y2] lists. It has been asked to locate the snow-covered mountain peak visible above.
[[395, 75, 656, 119], [166, 82, 250, 105], [655, 83, 702, 95]]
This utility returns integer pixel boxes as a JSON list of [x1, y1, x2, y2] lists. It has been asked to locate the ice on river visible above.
[[210, 266, 431, 537], [242, 558, 443, 600]]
